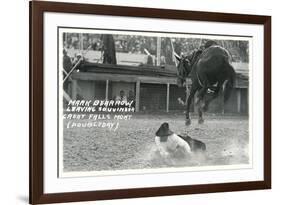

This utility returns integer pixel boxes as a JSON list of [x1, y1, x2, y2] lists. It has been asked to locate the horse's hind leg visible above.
[[196, 84, 208, 124], [197, 100, 205, 124], [202, 84, 221, 112], [185, 85, 197, 126]]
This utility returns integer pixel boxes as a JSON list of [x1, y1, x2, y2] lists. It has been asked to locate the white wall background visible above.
[[0, 0, 278, 204]]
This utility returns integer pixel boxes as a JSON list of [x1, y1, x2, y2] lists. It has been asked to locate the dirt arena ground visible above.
[[63, 113, 249, 172]]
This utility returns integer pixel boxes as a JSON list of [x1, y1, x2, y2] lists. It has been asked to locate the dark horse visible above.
[[175, 42, 236, 126]]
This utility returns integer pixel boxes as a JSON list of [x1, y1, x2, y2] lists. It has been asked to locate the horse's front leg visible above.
[[185, 86, 197, 126]]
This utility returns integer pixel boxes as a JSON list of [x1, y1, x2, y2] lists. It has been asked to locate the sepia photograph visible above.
[[59, 28, 251, 177]]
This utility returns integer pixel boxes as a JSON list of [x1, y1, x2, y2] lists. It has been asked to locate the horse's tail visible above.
[[223, 63, 236, 102]]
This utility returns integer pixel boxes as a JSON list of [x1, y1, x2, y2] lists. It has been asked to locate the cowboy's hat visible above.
[[155, 122, 174, 137]]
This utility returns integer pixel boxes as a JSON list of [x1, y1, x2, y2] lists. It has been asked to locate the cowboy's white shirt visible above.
[[155, 134, 191, 157]]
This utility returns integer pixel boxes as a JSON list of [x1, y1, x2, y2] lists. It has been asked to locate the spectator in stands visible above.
[[63, 49, 72, 75], [115, 90, 127, 102], [135, 44, 142, 54], [62, 49, 73, 95], [72, 53, 83, 66], [160, 56, 166, 66], [146, 54, 154, 65], [128, 90, 136, 109]]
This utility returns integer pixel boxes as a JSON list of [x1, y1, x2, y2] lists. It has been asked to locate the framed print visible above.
[[29, 1, 271, 204]]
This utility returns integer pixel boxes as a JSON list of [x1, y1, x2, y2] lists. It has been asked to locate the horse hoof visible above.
[[185, 119, 191, 126], [198, 118, 204, 124]]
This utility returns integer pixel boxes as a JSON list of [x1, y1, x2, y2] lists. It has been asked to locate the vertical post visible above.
[[135, 81, 140, 112], [237, 88, 241, 113], [72, 80, 78, 100], [105, 80, 109, 100], [156, 37, 161, 66], [79, 33, 83, 52], [166, 83, 170, 112], [170, 38, 177, 66], [65, 33, 68, 48]]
